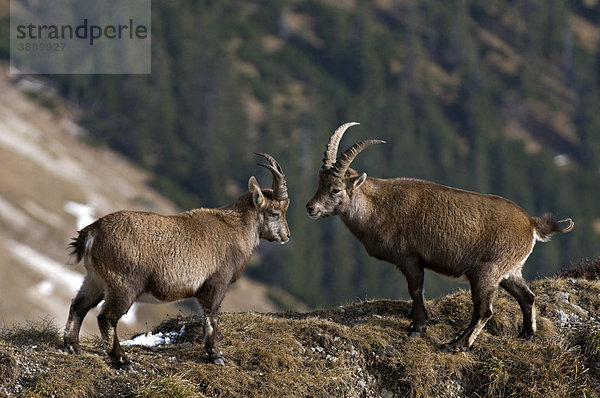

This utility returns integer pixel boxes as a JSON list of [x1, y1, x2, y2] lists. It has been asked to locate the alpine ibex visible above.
[[306, 122, 574, 352], [64, 153, 290, 368]]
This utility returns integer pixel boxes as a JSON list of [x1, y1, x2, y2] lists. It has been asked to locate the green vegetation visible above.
[[1, 274, 599, 397], [3, 1, 600, 308]]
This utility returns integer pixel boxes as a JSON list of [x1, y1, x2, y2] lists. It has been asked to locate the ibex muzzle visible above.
[[307, 122, 574, 352]]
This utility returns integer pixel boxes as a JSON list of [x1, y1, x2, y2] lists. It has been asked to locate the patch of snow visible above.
[[35, 280, 54, 296], [64, 201, 96, 230], [554, 154, 571, 167], [121, 325, 186, 347], [15, 76, 49, 93]]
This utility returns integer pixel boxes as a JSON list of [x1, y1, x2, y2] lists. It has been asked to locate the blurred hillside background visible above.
[[1, 0, 600, 316]]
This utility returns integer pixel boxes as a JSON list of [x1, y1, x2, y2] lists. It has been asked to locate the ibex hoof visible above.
[[65, 344, 81, 355], [212, 356, 225, 366], [110, 354, 134, 370], [440, 343, 468, 354], [208, 348, 225, 365], [408, 321, 426, 337], [110, 359, 134, 370], [120, 362, 134, 371]]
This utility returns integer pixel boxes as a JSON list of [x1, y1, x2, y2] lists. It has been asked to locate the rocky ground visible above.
[[1, 273, 599, 397]]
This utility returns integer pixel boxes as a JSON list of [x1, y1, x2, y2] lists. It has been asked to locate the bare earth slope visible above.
[[0, 66, 280, 338]]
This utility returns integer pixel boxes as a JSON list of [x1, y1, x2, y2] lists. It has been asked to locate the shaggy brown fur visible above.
[[64, 155, 290, 368], [307, 122, 573, 352]]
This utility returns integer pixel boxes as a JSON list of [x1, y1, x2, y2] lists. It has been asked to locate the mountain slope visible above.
[[0, 66, 283, 337]]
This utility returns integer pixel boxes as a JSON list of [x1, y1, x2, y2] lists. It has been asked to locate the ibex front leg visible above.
[[399, 257, 430, 337], [197, 279, 227, 365]]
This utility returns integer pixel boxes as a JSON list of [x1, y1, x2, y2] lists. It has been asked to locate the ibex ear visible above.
[[248, 176, 265, 208], [350, 173, 367, 190]]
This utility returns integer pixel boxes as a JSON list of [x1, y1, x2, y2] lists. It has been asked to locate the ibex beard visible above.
[[64, 153, 290, 369], [306, 122, 574, 353]]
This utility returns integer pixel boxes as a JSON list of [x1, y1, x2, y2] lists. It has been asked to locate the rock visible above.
[[553, 308, 571, 327], [571, 304, 589, 317], [555, 291, 570, 303], [0, 350, 20, 386]]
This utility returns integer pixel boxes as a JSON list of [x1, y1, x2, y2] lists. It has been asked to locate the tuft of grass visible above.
[[0, 318, 62, 348], [479, 356, 504, 379], [136, 373, 202, 398], [370, 340, 384, 351], [476, 355, 507, 397], [469, 336, 596, 398], [585, 330, 600, 357]]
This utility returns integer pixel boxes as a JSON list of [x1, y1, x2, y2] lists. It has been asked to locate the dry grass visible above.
[[1, 277, 599, 397], [0, 318, 62, 348]]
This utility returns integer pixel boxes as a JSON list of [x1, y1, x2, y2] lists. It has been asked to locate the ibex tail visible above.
[[532, 213, 574, 242]]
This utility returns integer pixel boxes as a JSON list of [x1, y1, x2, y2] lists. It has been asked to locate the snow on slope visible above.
[[0, 68, 182, 334], [64, 201, 96, 230], [6, 239, 139, 325], [0, 66, 279, 337]]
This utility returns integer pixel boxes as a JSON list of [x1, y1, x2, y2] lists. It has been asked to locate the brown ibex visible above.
[[64, 153, 290, 368], [306, 122, 573, 352]]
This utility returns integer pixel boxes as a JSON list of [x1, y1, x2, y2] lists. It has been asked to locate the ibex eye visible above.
[[331, 188, 342, 195]]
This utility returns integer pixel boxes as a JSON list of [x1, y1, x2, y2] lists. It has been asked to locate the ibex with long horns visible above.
[[65, 153, 290, 368], [306, 122, 573, 352]]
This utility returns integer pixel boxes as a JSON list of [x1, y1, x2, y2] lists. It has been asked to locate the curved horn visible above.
[[322, 122, 360, 170], [331, 139, 386, 177], [255, 152, 288, 200]]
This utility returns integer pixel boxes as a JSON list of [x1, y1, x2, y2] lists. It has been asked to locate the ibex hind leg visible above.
[[500, 271, 536, 338], [97, 292, 136, 370], [64, 274, 104, 354], [441, 278, 497, 353]]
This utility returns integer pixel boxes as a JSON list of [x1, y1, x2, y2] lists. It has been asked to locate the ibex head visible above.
[[252, 152, 291, 243], [306, 122, 385, 219]]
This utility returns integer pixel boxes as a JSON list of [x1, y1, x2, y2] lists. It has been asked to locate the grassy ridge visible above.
[[1, 271, 600, 397]]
